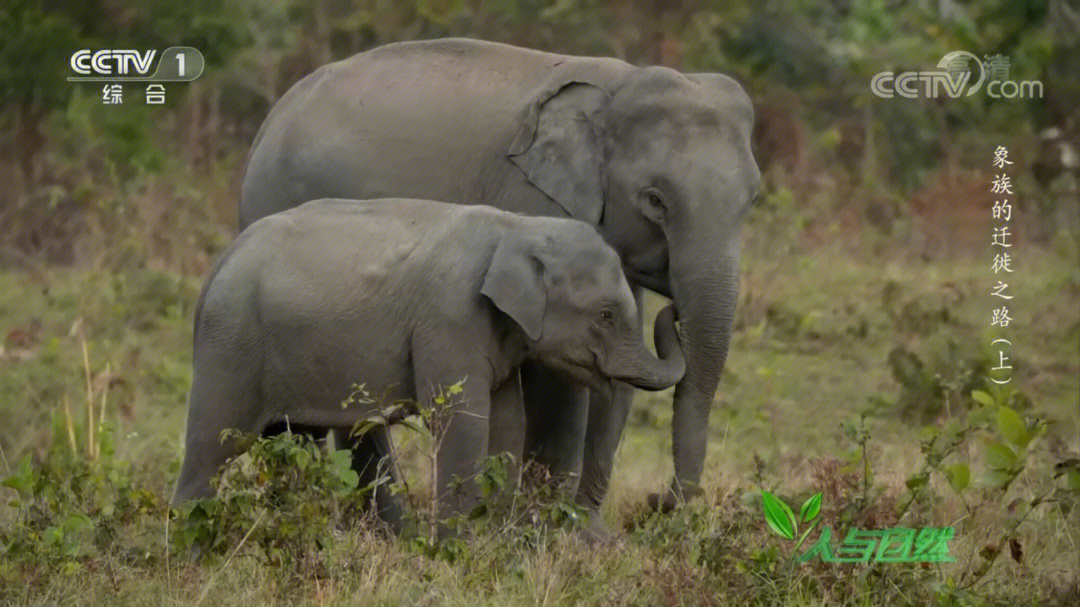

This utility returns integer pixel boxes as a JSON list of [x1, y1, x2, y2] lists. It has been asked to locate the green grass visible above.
[[1, 234, 1078, 605]]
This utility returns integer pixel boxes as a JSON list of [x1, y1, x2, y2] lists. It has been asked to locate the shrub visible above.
[[171, 428, 374, 581]]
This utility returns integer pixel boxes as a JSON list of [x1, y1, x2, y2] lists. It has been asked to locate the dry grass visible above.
[[1, 107, 1078, 603], [1, 229, 1076, 604]]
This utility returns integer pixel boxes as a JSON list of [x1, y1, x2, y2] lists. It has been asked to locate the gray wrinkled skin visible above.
[[173, 198, 685, 527], [239, 38, 760, 519]]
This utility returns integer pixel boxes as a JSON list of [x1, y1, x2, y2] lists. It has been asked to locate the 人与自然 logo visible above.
[[870, 51, 1043, 100], [761, 490, 955, 564]]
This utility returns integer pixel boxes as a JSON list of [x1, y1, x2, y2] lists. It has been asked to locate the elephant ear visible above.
[[508, 81, 609, 225], [480, 233, 550, 341]]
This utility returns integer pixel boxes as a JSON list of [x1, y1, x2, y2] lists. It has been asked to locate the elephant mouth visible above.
[[539, 352, 606, 392]]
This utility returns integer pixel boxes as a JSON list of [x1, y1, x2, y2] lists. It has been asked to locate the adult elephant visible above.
[[239, 38, 760, 523]]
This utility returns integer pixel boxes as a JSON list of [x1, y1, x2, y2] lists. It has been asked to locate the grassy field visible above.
[[1, 209, 1078, 604], [1, 1, 1074, 604]]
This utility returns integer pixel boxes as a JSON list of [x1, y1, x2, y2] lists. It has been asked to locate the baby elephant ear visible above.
[[481, 234, 548, 341]]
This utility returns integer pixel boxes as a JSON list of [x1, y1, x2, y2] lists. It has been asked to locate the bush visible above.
[[171, 428, 373, 580], [0, 401, 162, 581]]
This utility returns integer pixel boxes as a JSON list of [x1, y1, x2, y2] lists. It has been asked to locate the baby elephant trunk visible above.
[[614, 304, 686, 391]]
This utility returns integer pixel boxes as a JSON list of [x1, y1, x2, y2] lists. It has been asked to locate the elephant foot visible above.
[[647, 480, 704, 513], [576, 510, 617, 545], [646, 490, 679, 514]]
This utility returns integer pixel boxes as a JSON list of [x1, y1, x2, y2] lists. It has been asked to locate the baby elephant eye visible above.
[[599, 310, 615, 325], [640, 187, 667, 223], [642, 190, 665, 212]]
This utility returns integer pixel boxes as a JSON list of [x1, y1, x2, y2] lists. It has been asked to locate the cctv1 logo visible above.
[[68, 47, 204, 81]]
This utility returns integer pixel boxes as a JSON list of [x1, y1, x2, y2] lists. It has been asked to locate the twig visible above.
[[99, 362, 111, 428], [960, 489, 1050, 590], [896, 428, 969, 523], [81, 339, 95, 460], [0, 442, 9, 475], [62, 396, 77, 454], [861, 423, 870, 509], [164, 507, 171, 595]]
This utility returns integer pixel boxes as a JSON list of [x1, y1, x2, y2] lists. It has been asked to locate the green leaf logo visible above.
[[762, 490, 824, 553], [799, 492, 822, 524], [761, 490, 797, 540]]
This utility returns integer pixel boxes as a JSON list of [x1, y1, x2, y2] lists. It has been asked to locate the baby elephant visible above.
[[173, 198, 685, 524]]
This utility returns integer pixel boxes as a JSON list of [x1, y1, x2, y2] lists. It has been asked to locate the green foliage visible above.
[[2, 0, 1071, 263], [895, 383, 1042, 517], [977, 388, 1044, 492], [0, 282, 1074, 603], [886, 339, 994, 422], [738, 371, 1073, 602], [0, 407, 162, 576], [171, 429, 369, 579], [380, 378, 590, 562], [629, 498, 734, 571], [0, 0, 81, 109]]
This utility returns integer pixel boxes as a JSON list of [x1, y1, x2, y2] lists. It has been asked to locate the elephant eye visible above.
[[644, 191, 664, 209], [640, 187, 666, 222], [599, 309, 615, 326]]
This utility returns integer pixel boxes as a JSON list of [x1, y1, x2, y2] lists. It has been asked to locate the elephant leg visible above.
[[487, 370, 524, 486], [172, 355, 262, 504], [430, 383, 491, 518], [342, 426, 403, 533], [173, 432, 236, 503], [575, 287, 646, 512], [576, 380, 635, 512], [408, 334, 494, 517], [520, 360, 589, 495]]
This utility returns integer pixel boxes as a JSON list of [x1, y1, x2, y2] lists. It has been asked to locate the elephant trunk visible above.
[[666, 240, 740, 500], [614, 304, 685, 391]]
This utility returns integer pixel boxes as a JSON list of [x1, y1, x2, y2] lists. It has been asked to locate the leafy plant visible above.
[[0, 342, 162, 575], [343, 380, 589, 563], [886, 340, 994, 422], [170, 428, 376, 589]]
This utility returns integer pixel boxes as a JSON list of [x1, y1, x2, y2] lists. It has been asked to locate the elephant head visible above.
[[508, 65, 760, 501], [481, 219, 685, 393]]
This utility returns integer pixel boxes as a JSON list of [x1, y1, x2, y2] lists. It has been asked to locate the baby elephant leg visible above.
[[486, 371, 525, 484], [172, 350, 262, 504], [410, 334, 493, 518], [173, 411, 259, 505], [173, 433, 235, 503], [432, 386, 492, 518]]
